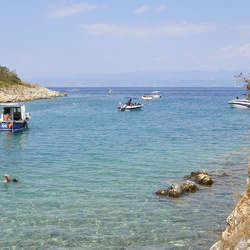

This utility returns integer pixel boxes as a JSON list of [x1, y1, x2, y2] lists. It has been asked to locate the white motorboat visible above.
[[0, 102, 31, 131], [142, 94, 153, 100], [152, 91, 162, 98], [228, 74, 250, 109], [118, 98, 144, 111], [228, 98, 250, 109]]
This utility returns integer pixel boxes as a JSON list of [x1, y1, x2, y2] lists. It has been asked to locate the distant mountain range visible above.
[[24, 70, 250, 88]]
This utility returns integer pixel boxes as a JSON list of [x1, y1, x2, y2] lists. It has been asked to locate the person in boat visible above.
[[3, 112, 12, 121], [127, 99, 133, 106], [0, 174, 18, 183]]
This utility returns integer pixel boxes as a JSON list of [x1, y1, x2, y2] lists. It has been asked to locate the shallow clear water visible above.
[[0, 87, 250, 249]]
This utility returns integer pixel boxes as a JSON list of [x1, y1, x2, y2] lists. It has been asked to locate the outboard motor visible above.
[[25, 113, 32, 121]]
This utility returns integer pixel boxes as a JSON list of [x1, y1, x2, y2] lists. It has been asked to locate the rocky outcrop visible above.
[[191, 169, 214, 186], [155, 169, 213, 198], [210, 166, 250, 249], [155, 179, 199, 198], [0, 83, 67, 103], [182, 180, 199, 193]]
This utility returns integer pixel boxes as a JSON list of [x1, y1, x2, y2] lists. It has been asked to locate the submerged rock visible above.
[[155, 189, 170, 196], [155, 169, 212, 198], [190, 169, 208, 177], [181, 180, 199, 193], [168, 185, 183, 198], [155, 185, 183, 198], [195, 173, 213, 186], [190, 169, 214, 186]]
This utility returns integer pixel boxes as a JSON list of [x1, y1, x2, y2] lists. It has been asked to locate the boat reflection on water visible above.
[[1, 130, 28, 151]]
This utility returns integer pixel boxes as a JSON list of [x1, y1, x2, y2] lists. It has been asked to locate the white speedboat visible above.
[[142, 94, 153, 100], [228, 78, 250, 109], [0, 102, 31, 131], [118, 98, 143, 111], [228, 98, 250, 109], [152, 91, 162, 98]]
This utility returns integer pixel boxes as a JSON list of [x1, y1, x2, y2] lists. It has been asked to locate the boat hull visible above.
[[118, 104, 143, 111], [152, 95, 162, 98], [125, 105, 143, 110], [0, 121, 28, 131], [152, 91, 162, 98], [142, 95, 152, 100], [228, 99, 250, 109]]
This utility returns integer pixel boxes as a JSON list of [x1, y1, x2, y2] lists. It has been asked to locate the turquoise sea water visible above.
[[1, 87, 250, 249]]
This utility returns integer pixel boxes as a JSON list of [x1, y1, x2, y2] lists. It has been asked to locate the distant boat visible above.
[[228, 83, 250, 109], [228, 98, 250, 109], [142, 94, 153, 100], [108, 89, 114, 94], [152, 91, 162, 98], [0, 102, 31, 131], [70, 89, 80, 92], [118, 98, 143, 111]]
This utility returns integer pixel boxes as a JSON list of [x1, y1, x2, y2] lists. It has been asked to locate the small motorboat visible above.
[[142, 94, 153, 100], [228, 97, 250, 109], [108, 89, 114, 94], [228, 84, 250, 109], [152, 91, 162, 98], [118, 98, 144, 111], [0, 102, 31, 131], [228, 75, 250, 109]]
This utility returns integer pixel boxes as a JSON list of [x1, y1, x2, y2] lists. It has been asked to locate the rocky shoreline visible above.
[[210, 165, 250, 249], [0, 83, 67, 103], [155, 167, 250, 249]]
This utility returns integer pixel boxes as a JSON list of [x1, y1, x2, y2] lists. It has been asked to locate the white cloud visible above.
[[48, 3, 99, 17], [218, 43, 250, 58], [80, 22, 216, 37], [235, 25, 250, 30], [134, 5, 151, 14], [156, 4, 167, 12]]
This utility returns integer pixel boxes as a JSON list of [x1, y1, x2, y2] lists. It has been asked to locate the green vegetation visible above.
[[0, 65, 35, 88], [0, 65, 22, 85]]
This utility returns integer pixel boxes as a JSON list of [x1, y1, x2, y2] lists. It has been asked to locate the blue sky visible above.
[[1, 0, 250, 80]]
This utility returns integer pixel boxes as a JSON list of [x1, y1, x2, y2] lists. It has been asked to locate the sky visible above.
[[1, 0, 250, 81]]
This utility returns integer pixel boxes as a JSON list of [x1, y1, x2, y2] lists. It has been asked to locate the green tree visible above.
[[0, 65, 21, 85]]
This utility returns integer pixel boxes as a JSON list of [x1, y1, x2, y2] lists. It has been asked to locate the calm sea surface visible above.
[[1, 87, 250, 249]]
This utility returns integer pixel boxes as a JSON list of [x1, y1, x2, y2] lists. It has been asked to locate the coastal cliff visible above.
[[0, 83, 67, 103], [210, 166, 250, 249]]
